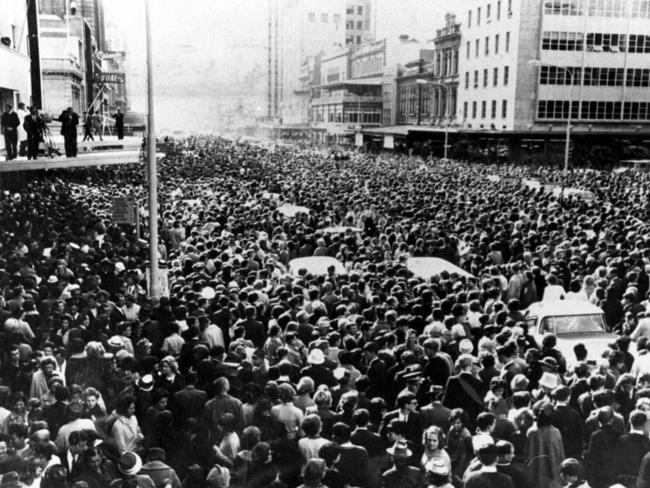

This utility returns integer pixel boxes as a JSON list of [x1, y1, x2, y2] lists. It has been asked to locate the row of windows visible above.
[[544, 0, 650, 18], [307, 12, 342, 23], [537, 100, 650, 120], [542, 31, 650, 53], [462, 100, 508, 119], [540, 66, 650, 87], [465, 66, 510, 89], [312, 106, 381, 124], [398, 87, 458, 119], [346, 6, 364, 15], [466, 33, 511, 58], [467, 0, 513, 28], [434, 49, 459, 77], [351, 54, 384, 78]]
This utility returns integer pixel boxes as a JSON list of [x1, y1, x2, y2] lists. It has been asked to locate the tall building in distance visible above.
[[267, 0, 374, 124]]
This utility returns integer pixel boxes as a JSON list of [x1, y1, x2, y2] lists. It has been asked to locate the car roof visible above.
[[526, 300, 604, 318], [288, 257, 347, 276], [406, 257, 475, 280]]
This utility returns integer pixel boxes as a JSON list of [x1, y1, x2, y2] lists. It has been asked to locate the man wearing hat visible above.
[[110, 451, 155, 488], [300, 347, 337, 388], [379, 392, 422, 458], [381, 440, 423, 488]]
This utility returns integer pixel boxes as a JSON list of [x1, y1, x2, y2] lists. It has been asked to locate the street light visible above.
[[416, 79, 451, 159], [529, 59, 574, 172]]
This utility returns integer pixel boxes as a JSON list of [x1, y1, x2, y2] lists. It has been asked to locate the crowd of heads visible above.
[[0, 137, 649, 487]]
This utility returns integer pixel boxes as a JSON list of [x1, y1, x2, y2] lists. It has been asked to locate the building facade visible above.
[[0, 0, 32, 153], [456, 0, 650, 161], [266, 0, 374, 125], [38, 0, 105, 115]]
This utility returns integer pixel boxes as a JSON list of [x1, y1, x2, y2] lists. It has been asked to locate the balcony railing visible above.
[[41, 57, 83, 78], [312, 93, 383, 105]]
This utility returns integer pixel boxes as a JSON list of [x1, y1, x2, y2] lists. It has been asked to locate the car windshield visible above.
[[539, 314, 606, 335]]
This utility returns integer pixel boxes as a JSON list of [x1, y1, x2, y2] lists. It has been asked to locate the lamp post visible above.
[[145, 0, 160, 299], [416, 79, 451, 159], [529, 59, 574, 172]]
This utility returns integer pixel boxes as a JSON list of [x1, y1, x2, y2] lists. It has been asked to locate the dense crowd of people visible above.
[[1, 137, 650, 488]]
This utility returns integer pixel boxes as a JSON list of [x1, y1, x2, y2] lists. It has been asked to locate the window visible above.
[[308, 12, 316, 22], [505, 32, 510, 52], [483, 69, 488, 87], [478, 7, 481, 25], [504, 66, 509, 85], [347, 7, 354, 14], [537, 100, 581, 119], [502, 99, 507, 118], [357, 21, 363, 29], [507, 0, 512, 14], [491, 100, 497, 118], [475, 39, 480, 57], [356, 35, 361, 44], [463, 101, 468, 119], [321, 13, 329, 22], [627, 68, 650, 87], [487, 3, 492, 20], [497, 0, 501, 19], [495, 34, 500, 54], [545, 0, 584, 15], [540, 66, 581, 85], [474, 70, 479, 88], [357, 6, 363, 15], [485, 36, 490, 55], [481, 100, 487, 118], [465, 71, 470, 89], [493, 67, 499, 86], [333, 14, 341, 23], [472, 101, 477, 118], [468, 9, 472, 28], [623, 102, 650, 120]]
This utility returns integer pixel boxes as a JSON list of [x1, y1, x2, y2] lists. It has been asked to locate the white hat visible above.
[[308, 348, 325, 365], [458, 338, 474, 354], [539, 372, 559, 390]]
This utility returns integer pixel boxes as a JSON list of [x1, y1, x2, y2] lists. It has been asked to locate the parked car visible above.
[[525, 300, 636, 365]]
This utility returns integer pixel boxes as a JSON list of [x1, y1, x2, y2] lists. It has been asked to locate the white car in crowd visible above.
[[524, 300, 635, 365], [288, 257, 347, 277]]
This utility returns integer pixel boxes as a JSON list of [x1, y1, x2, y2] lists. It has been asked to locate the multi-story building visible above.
[[267, 0, 374, 128], [38, 0, 105, 115], [0, 0, 31, 110], [311, 40, 383, 144], [396, 14, 460, 128], [0, 0, 32, 155], [457, 0, 650, 161]]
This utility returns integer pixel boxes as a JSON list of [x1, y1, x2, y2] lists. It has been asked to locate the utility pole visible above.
[[145, 0, 160, 299]]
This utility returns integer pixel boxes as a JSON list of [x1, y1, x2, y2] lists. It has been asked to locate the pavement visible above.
[[0, 150, 146, 173], [0, 135, 143, 160]]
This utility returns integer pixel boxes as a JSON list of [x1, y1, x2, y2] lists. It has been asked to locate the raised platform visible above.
[[0, 150, 163, 173]]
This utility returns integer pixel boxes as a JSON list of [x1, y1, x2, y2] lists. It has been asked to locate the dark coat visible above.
[[442, 372, 485, 422], [351, 427, 385, 458], [337, 443, 370, 488], [551, 404, 583, 458], [585, 424, 621, 488], [57, 110, 79, 136], [173, 385, 207, 421], [23, 113, 46, 136], [615, 432, 650, 487], [379, 410, 423, 456]]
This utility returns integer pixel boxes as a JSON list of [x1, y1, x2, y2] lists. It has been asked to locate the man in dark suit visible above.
[[551, 385, 583, 458], [350, 409, 384, 458], [113, 108, 125, 140], [173, 372, 207, 423], [300, 348, 336, 388], [23, 106, 45, 160], [380, 440, 422, 488], [585, 407, 621, 488], [443, 354, 485, 422], [379, 392, 422, 457], [420, 385, 451, 432], [57, 106, 79, 157], [363, 341, 388, 398], [615, 410, 650, 487], [1, 104, 20, 160], [332, 422, 369, 488]]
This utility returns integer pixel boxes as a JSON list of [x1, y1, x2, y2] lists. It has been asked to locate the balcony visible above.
[[41, 57, 84, 79]]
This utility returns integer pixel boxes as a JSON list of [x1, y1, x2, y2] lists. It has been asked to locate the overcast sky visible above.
[[104, 0, 468, 129]]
